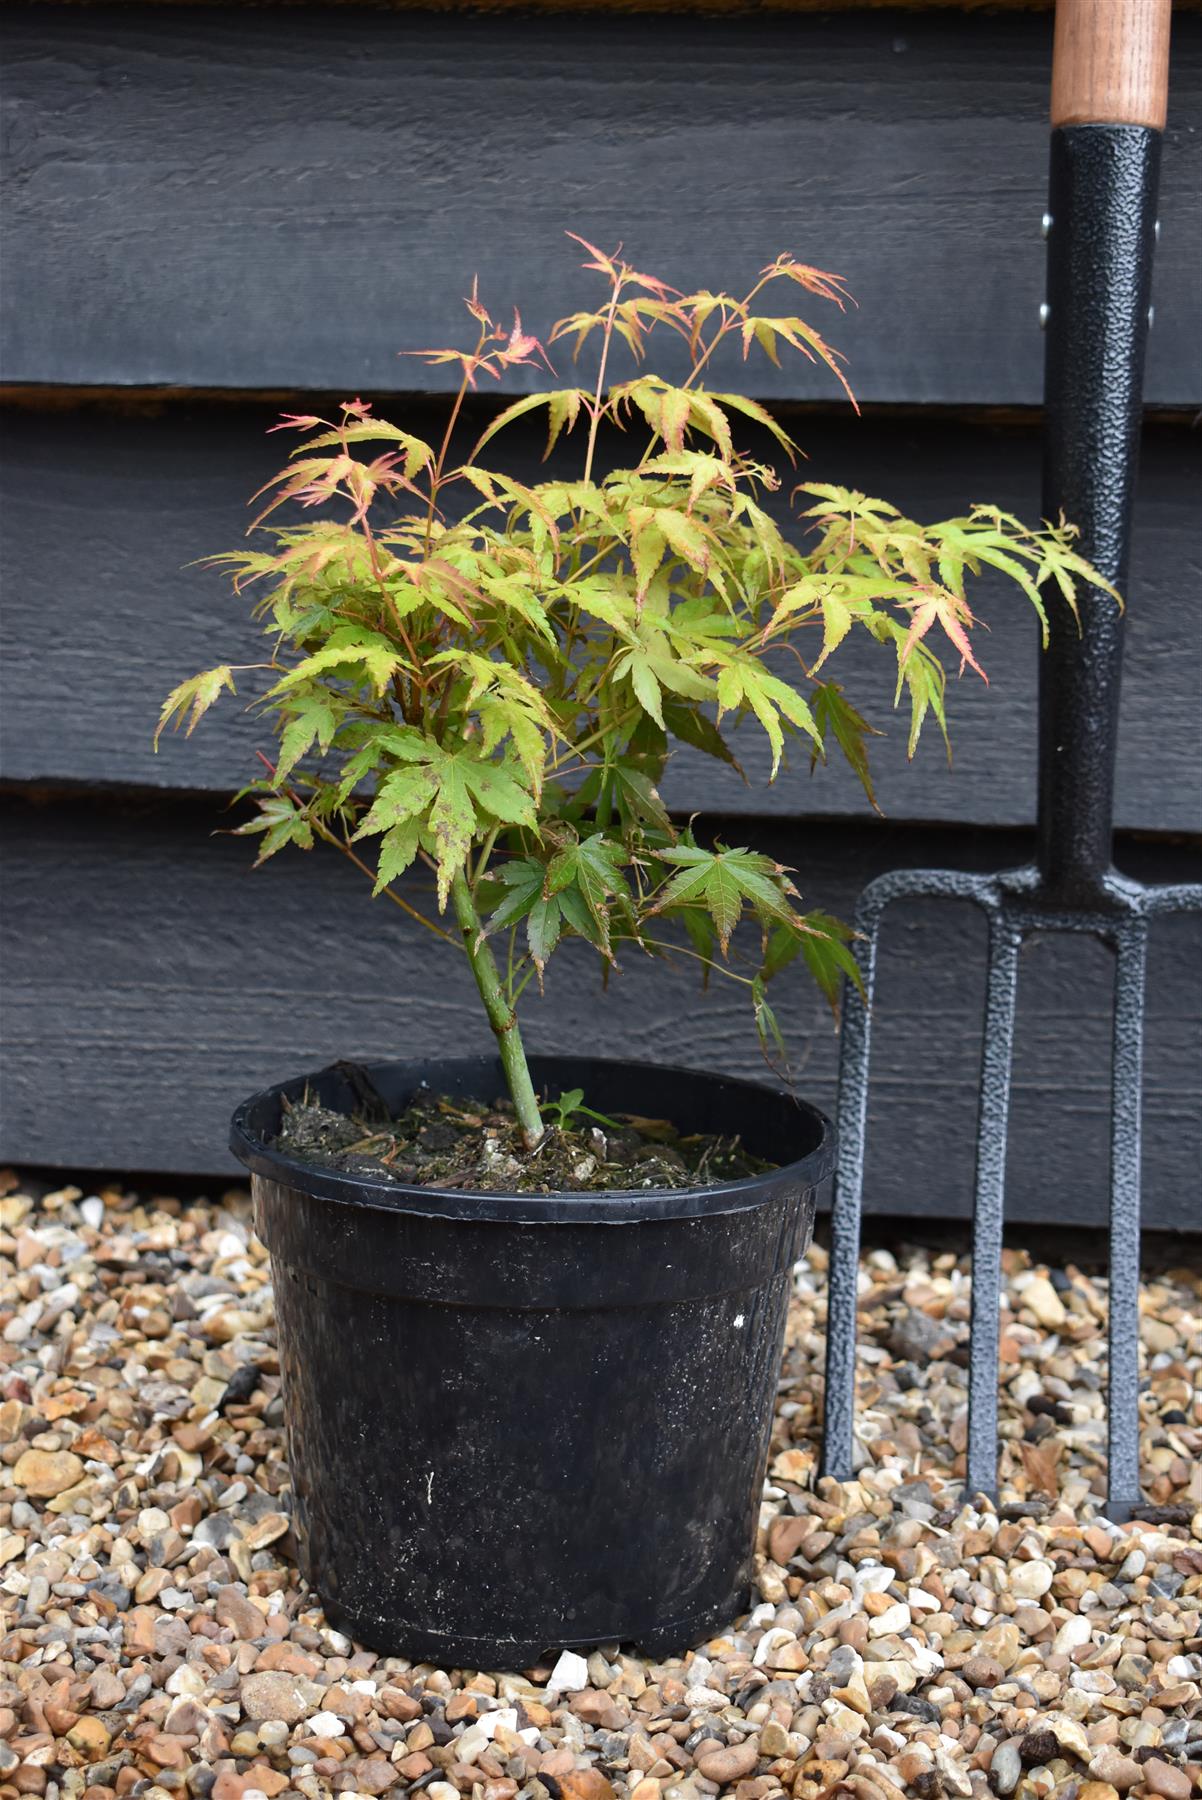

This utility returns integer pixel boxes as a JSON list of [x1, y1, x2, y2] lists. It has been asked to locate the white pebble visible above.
[[908, 1587, 941, 1613], [453, 1728, 489, 1764], [867, 1602, 911, 1637], [81, 1196, 106, 1228], [305, 1712, 345, 1737], [1009, 1559, 1054, 1600], [1053, 1615, 1092, 1655], [165, 1665, 206, 1697], [850, 1563, 894, 1601], [545, 1649, 589, 1696], [475, 1709, 517, 1741]]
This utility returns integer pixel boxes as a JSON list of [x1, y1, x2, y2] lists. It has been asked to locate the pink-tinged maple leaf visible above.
[[341, 397, 373, 419], [403, 346, 490, 387], [268, 412, 322, 434], [901, 589, 988, 681], [464, 276, 493, 328], [500, 309, 554, 373], [761, 256, 856, 311], [567, 232, 622, 280]]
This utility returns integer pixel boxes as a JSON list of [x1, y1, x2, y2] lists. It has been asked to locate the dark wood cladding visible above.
[[3, 2, 1199, 1214], [3, 794, 1198, 1226], [2, 6, 1199, 405], [3, 405, 1198, 832]]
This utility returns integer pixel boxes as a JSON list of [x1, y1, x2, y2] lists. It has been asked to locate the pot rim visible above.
[[230, 1054, 835, 1226]]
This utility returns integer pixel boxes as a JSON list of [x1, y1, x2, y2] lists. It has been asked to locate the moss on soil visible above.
[[273, 1086, 774, 1193]]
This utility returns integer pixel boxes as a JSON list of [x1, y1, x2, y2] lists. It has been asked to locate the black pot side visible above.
[[230, 1056, 834, 1667]]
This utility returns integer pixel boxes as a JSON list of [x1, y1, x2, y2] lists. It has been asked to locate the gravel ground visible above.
[[1, 1175, 1199, 1800]]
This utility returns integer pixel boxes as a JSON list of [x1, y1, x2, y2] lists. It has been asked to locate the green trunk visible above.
[[450, 870, 544, 1148]]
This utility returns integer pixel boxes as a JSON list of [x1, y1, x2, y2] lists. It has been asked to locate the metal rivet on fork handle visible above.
[[820, 0, 1198, 1522]]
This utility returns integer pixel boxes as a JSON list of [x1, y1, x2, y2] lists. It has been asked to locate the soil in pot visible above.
[[273, 1073, 777, 1193]]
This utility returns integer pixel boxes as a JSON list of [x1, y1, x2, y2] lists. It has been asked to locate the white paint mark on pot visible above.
[[426, 1470, 435, 1505], [734, 1314, 746, 1329]]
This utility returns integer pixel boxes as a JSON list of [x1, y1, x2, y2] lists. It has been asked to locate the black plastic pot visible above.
[[230, 1055, 834, 1666]]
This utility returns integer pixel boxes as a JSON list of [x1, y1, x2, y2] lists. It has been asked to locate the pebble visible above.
[[547, 1650, 591, 1696], [695, 1740, 759, 1784], [1020, 1275, 1067, 1328], [240, 1672, 327, 1724], [990, 1739, 1023, 1795], [12, 1446, 85, 1497], [0, 1185, 1198, 1800], [1088, 1749, 1145, 1790], [1009, 1558, 1055, 1600], [1141, 1760, 1193, 1800]]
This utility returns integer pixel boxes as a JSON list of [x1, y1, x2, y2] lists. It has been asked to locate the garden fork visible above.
[[820, 0, 1201, 1521]]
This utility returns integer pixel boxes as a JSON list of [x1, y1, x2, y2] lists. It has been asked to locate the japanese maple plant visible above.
[[161, 238, 1107, 1153]]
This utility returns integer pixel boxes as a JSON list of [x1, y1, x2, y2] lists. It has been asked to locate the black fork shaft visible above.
[[1038, 125, 1160, 904]]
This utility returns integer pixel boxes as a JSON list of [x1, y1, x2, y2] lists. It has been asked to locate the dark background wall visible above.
[[2, 2, 1200, 1225]]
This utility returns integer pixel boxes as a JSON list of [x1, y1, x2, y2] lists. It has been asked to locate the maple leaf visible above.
[[810, 683, 882, 811], [900, 589, 988, 681], [155, 666, 236, 747], [649, 845, 800, 953], [233, 793, 314, 865]]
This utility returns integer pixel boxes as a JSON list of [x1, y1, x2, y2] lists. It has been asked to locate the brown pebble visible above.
[[1089, 1751, 1145, 1793], [1139, 1761, 1192, 1800], [961, 1657, 1004, 1690], [571, 1690, 628, 1731], [1020, 1727, 1061, 1766], [558, 1770, 618, 1800], [215, 1586, 265, 1641], [696, 1740, 760, 1785], [353, 1759, 399, 1794], [66, 1717, 112, 1757], [89, 1669, 126, 1709], [13, 1448, 84, 1498], [377, 1686, 422, 1722], [395, 1755, 433, 1781], [767, 1516, 811, 1566]]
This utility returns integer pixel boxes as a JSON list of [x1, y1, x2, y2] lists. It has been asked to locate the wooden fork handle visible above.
[[1052, 0, 1172, 129]]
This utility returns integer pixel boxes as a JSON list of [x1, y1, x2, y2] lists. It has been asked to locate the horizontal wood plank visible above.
[[3, 405, 1198, 832], [2, 794, 1198, 1228], [2, 7, 1199, 405]]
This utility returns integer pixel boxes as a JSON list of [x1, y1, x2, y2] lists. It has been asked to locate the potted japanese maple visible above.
[[161, 240, 1108, 1663]]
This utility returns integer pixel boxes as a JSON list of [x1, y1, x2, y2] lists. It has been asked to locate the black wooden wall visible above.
[[2, 2, 1200, 1226]]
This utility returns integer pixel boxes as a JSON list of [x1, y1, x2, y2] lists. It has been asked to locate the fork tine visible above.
[[821, 885, 888, 1481], [966, 916, 1022, 1501], [1106, 922, 1148, 1520]]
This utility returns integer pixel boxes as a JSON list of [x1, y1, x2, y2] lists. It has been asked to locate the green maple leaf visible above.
[[810, 683, 882, 809], [546, 835, 632, 957], [373, 819, 423, 895], [269, 623, 408, 699], [351, 737, 536, 907], [649, 845, 800, 953], [274, 693, 341, 785], [233, 793, 314, 865], [155, 666, 236, 746], [716, 661, 820, 777], [798, 911, 863, 1014]]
